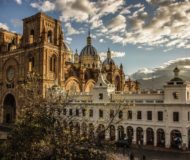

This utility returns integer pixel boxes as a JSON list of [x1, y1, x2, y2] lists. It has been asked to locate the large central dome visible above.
[[79, 31, 101, 69], [80, 31, 98, 57]]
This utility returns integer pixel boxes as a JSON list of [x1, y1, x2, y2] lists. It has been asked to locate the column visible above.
[[182, 134, 187, 150], [143, 130, 146, 145], [154, 131, 157, 146], [115, 128, 118, 140], [133, 129, 136, 144], [105, 129, 109, 140], [165, 132, 170, 148]]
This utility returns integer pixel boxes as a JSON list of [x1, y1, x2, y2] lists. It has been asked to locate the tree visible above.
[[1, 72, 109, 160]]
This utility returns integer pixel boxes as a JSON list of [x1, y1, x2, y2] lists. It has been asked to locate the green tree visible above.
[[1, 72, 110, 160]]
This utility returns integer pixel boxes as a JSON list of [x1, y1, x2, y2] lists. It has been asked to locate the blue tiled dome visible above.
[[80, 31, 98, 57], [80, 45, 98, 57], [102, 48, 115, 65], [103, 58, 115, 65]]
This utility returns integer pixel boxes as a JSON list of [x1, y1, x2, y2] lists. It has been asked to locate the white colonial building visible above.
[[64, 67, 190, 150]]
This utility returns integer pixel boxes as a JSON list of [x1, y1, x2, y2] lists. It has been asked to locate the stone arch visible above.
[[110, 125, 116, 141], [118, 125, 125, 140], [127, 126, 134, 141], [96, 124, 105, 140], [84, 79, 95, 93], [157, 128, 165, 147], [65, 77, 81, 94], [146, 128, 154, 145], [3, 94, 16, 123], [170, 129, 182, 149], [136, 127, 143, 145], [88, 123, 95, 140]]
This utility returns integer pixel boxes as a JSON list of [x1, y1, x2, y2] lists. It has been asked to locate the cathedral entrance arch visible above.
[[3, 94, 16, 123]]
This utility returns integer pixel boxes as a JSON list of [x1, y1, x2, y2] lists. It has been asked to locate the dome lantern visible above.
[[107, 48, 111, 59], [80, 30, 98, 57], [87, 30, 92, 45]]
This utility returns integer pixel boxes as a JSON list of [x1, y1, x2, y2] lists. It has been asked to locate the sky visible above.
[[0, 0, 190, 76]]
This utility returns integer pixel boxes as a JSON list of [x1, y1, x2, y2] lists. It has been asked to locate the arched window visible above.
[[30, 29, 34, 44], [3, 94, 16, 123], [47, 30, 53, 43], [49, 55, 56, 73], [29, 56, 35, 72]]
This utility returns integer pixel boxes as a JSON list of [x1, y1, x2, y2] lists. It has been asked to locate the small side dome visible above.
[[103, 48, 115, 65]]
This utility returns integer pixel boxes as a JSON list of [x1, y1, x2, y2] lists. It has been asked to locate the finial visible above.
[[107, 47, 111, 59], [87, 30, 92, 45], [173, 66, 179, 77], [120, 63, 123, 69]]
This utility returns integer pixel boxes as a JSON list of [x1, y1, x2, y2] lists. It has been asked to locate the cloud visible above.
[[131, 57, 190, 89], [11, 19, 22, 27], [65, 23, 80, 35], [66, 37, 72, 44], [101, 0, 190, 50], [30, 1, 55, 12], [29, 0, 190, 50], [30, 0, 124, 30], [106, 15, 126, 33], [15, 0, 22, 5], [99, 50, 125, 61], [99, 39, 104, 43], [0, 23, 9, 31], [118, 0, 190, 49], [97, 0, 124, 17], [55, 0, 95, 22]]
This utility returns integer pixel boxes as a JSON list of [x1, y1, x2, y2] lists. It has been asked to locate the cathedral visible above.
[[0, 12, 139, 124]]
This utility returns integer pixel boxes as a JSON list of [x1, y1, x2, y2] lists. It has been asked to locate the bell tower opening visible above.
[[3, 94, 16, 124], [47, 30, 53, 43], [30, 29, 34, 44]]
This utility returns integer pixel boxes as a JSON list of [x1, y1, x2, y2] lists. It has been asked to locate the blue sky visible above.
[[0, 0, 190, 75]]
